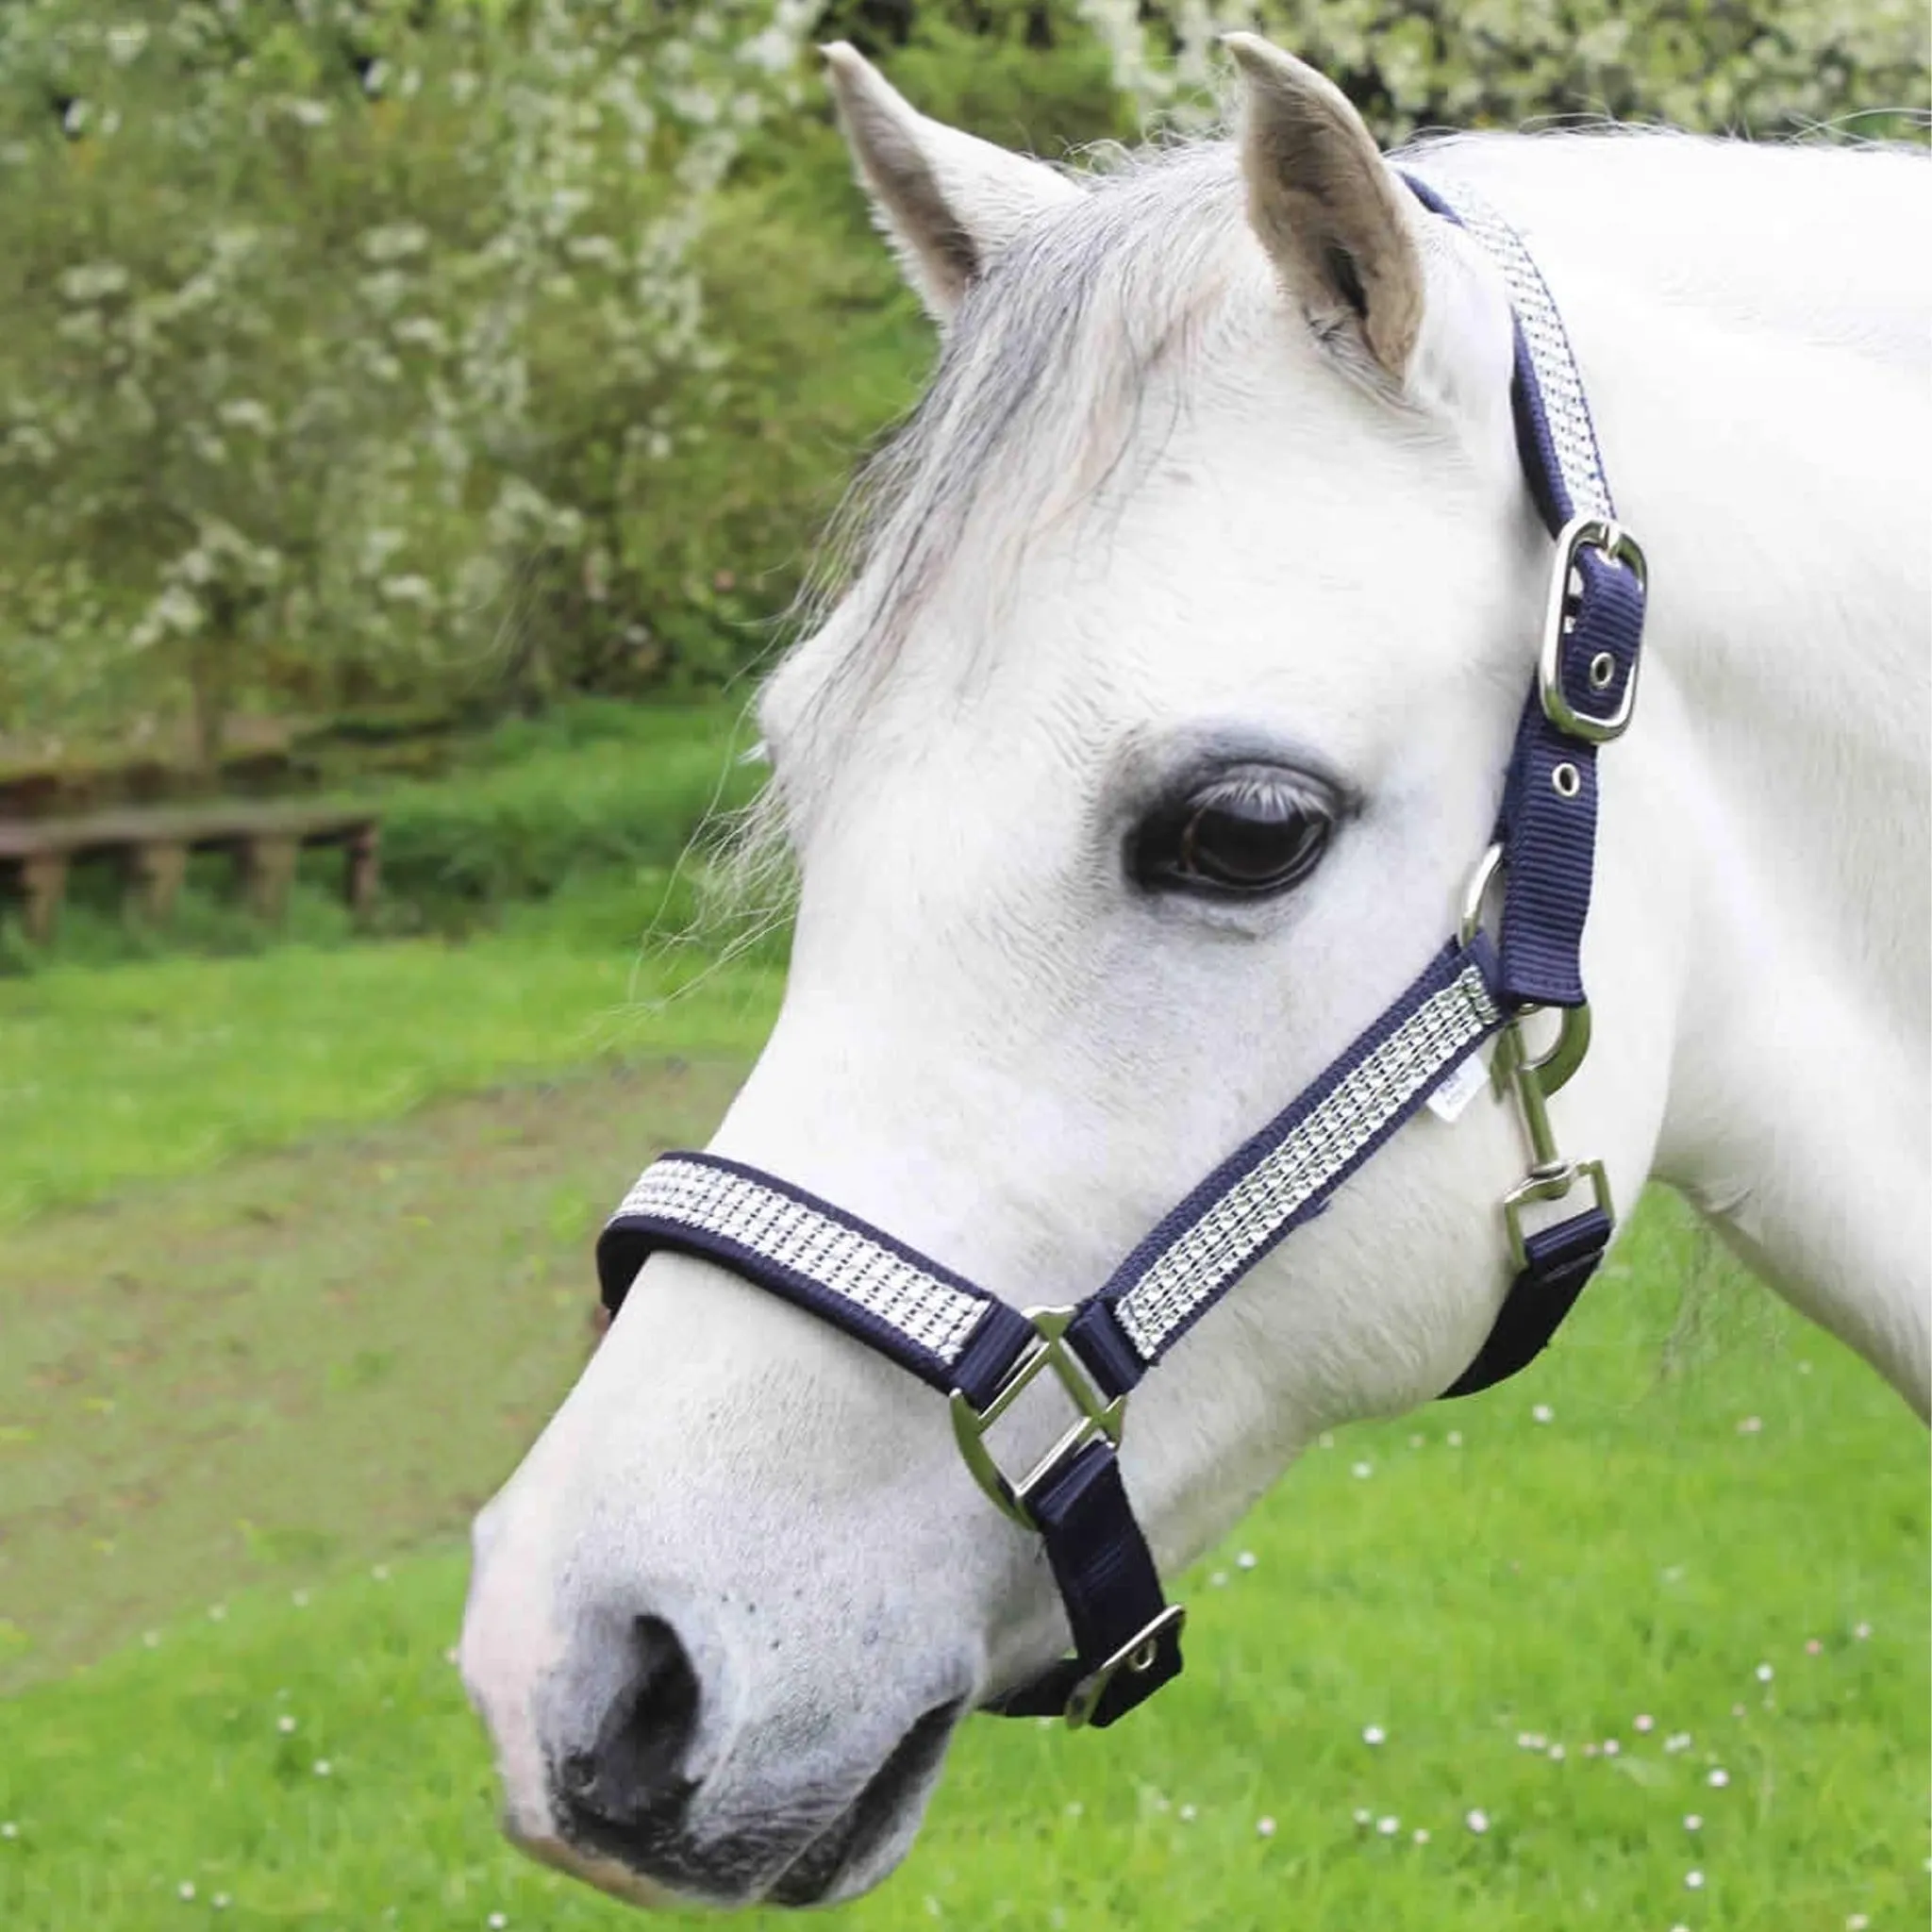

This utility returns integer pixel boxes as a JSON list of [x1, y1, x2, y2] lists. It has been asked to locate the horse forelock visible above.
[[791, 141, 1247, 713]]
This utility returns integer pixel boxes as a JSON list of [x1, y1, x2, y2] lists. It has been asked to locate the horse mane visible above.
[[802, 139, 1246, 698]]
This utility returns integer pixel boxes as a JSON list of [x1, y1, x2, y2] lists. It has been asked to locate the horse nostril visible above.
[[570, 1614, 703, 1832]]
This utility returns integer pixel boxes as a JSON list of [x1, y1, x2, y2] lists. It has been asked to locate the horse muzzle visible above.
[[522, 1660, 964, 1910], [463, 1506, 974, 1911]]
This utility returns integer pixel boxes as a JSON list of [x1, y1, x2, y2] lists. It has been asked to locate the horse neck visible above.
[[1454, 135, 1931, 1410]]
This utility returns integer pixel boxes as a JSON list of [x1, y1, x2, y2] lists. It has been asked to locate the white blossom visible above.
[[217, 399, 273, 435], [59, 263, 131, 305], [392, 317, 450, 353], [361, 224, 431, 264]]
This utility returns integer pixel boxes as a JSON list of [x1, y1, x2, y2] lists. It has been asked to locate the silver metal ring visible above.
[[1457, 841, 1505, 946], [1588, 651, 1616, 690], [1552, 762, 1581, 798]]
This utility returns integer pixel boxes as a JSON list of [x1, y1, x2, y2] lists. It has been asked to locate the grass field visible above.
[[1, 1200, 1924, 1932], [0, 877, 1925, 1931], [0, 1059, 751, 1687], [0, 876, 780, 1224]]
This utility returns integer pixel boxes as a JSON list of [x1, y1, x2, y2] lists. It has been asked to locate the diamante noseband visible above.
[[597, 170, 1648, 1730]]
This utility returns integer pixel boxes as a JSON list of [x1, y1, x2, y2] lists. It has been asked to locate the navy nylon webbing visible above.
[[980, 1442, 1183, 1728]]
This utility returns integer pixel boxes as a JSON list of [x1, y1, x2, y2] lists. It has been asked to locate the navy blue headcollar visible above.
[[597, 167, 1649, 1730]]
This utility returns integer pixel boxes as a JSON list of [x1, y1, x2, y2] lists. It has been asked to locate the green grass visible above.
[[0, 1191, 1924, 1931], [0, 1060, 748, 1688], [0, 875, 779, 1224]]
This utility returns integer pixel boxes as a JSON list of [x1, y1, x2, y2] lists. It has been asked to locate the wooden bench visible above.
[[0, 801, 380, 942]]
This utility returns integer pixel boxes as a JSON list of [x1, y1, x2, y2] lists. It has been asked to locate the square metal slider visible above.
[[949, 1307, 1125, 1531]]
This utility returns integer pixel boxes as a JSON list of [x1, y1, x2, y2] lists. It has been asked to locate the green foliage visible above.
[[831, 0, 1139, 151], [0, 0, 819, 750], [1097, 0, 1932, 142]]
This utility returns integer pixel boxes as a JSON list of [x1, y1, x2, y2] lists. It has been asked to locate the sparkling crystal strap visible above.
[[1097, 944, 1503, 1368], [598, 1153, 1017, 1391], [1403, 165, 1614, 526]]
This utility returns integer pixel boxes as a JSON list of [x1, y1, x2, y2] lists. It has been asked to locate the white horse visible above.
[[461, 38, 1929, 1911]]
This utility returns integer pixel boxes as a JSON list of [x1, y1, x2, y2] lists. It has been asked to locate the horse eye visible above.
[[1133, 769, 1335, 899]]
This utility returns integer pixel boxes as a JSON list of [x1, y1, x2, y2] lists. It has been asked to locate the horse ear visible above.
[[821, 42, 1083, 323], [1224, 35, 1424, 381]]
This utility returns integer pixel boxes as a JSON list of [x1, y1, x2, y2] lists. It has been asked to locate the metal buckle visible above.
[[1503, 1157, 1614, 1273], [1494, 1005, 1613, 1269], [1458, 845, 1593, 1104], [1540, 514, 1647, 743], [1063, 1605, 1187, 1730], [949, 1307, 1126, 1531]]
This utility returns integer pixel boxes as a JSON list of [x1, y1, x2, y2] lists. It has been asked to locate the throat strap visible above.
[[1440, 1205, 1612, 1398]]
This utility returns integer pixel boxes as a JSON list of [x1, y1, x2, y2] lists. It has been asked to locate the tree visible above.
[[0, 0, 821, 758]]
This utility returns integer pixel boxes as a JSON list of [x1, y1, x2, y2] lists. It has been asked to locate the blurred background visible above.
[[0, 5, 1925, 1929]]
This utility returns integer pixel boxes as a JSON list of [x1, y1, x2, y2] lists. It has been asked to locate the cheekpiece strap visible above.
[[1403, 163, 1645, 1388]]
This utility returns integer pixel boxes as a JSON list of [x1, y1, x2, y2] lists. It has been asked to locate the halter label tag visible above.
[[1426, 1052, 1489, 1124]]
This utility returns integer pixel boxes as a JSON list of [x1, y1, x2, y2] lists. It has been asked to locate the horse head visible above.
[[460, 38, 1706, 1911]]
